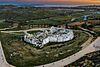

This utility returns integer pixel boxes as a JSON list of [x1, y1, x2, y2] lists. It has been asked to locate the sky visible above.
[[0, 0, 100, 5]]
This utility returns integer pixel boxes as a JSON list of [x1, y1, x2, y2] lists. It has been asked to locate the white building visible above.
[[24, 26, 74, 48]]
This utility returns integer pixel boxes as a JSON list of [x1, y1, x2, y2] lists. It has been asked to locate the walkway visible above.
[[1, 28, 46, 33], [35, 37, 100, 67], [0, 27, 16, 31], [81, 32, 93, 49]]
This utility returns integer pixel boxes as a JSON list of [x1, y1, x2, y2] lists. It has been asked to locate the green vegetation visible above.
[[0, 31, 89, 67], [0, 5, 99, 30], [0, 19, 11, 28], [0, 5, 98, 29], [93, 26, 100, 36], [68, 51, 100, 67], [93, 26, 100, 31], [0, 5, 100, 67]]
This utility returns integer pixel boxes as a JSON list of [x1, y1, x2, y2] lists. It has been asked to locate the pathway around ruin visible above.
[[0, 28, 100, 67], [1, 28, 47, 33], [81, 32, 93, 49], [35, 37, 100, 67], [0, 27, 16, 31]]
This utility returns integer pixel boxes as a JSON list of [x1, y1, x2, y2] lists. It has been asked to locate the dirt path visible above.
[[81, 32, 93, 49], [1, 28, 47, 33]]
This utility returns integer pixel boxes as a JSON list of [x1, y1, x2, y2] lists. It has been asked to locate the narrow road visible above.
[[0, 27, 16, 31], [0, 42, 14, 67], [35, 37, 100, 67], [1, 28, 47, 33]]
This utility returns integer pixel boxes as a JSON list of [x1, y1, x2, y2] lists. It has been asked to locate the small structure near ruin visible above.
[[24, 26, 74, 48]]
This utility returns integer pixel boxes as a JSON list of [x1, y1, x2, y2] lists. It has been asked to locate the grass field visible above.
[[93, 26, 100, 36], [0, 31, 89, 67]]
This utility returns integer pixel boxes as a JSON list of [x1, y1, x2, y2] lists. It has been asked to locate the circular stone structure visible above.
[[24, 26, 74, 48]]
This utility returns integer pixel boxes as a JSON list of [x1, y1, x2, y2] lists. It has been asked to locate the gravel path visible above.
[[1, 28, 47, 33]]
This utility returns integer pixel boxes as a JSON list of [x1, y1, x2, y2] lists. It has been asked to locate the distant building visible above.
[[24, 26, 74, 48]]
